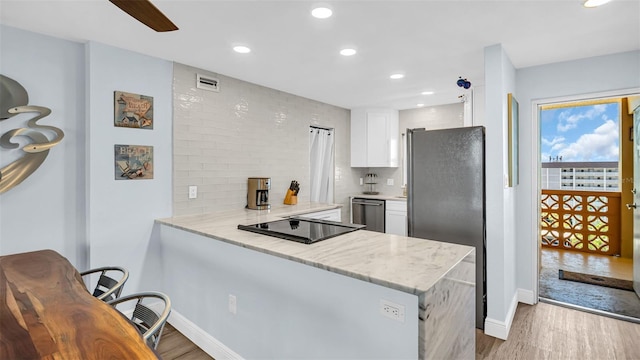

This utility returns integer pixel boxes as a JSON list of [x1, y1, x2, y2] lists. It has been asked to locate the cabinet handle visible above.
[[626, 203, 637, 210]]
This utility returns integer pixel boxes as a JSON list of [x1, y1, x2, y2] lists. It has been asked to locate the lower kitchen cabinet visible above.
[[385, 200, 407, 236]]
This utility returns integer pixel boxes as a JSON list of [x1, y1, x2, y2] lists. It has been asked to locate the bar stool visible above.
[[80, 266, 129, 302], [107, 291, 172, 350]]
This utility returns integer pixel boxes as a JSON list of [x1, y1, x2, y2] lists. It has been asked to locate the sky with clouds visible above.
[[541, 102, 619, 162]]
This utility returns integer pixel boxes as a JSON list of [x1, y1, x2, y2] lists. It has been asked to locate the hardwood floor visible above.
[[157, 324, 213, 360], [477, 302, 640, 359]]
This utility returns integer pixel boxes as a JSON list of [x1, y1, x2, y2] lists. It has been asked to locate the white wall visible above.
[[515, 51, 640, 300], [0, 26, 87, 268], [86, 42, 173, 293], [483, 44, 518, 339]]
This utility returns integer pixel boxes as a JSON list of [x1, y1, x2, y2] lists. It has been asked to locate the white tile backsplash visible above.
[[400, 103, 464, 131], [173, 63, 360, 220]]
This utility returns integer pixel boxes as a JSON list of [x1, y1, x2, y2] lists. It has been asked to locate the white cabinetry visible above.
[[298, 208, 342, 222], [385, 200, 407, 236], [351, 108, 399, 167]]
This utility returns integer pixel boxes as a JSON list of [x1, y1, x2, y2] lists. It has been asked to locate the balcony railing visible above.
[[541, 189, 621, 255]]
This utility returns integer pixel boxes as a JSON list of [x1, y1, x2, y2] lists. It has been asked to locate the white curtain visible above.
[[310, 127, 335, 203]]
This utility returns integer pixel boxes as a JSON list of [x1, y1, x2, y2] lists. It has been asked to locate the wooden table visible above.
[[0, 249, 158, 359]]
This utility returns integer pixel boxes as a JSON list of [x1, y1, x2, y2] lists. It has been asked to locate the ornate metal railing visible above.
[[541, 189, 621, 255]]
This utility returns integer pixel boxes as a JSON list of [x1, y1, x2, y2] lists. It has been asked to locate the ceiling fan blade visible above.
[[109, 0, 178, 32]]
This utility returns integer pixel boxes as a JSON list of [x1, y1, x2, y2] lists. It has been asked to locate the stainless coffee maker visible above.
[[247, 177, 270, 210]]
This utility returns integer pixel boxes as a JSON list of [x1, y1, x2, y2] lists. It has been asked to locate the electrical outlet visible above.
[[359, 178, 364, 186], [387, 178, 394, 186], [380, 299, 405, 322], [228, 294, 237, 315], [188, 185, 198, 199]]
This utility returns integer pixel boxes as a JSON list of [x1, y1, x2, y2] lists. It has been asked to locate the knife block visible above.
[[283, 189, 297, 205]]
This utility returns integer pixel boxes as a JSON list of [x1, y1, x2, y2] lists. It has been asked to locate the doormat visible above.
[[559, 269, 634, 292]]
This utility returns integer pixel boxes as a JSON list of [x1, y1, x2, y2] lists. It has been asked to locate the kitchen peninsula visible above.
[[156, 203, 475, 359]]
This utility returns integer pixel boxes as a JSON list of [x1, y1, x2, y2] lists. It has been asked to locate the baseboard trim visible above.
[[517, 288, 535, 305], [483, 292, 519, 340], [168, 310, 243, 360]]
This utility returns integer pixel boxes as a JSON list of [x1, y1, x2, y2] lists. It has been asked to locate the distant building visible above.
[[541, 161, 619, 191]]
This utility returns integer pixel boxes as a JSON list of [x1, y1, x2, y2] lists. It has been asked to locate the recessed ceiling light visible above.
[[421, 91, 434, 95], [340, 48, 357, 56], [417, 104, 425, 107], [390, 73, 405, 80], [583, 0, 612, 7], [311, 7, 333, 19], [233, 45, 251, 54]]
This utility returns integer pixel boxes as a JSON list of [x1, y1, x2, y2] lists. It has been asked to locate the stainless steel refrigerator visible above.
[[407, 126, 486, 329]]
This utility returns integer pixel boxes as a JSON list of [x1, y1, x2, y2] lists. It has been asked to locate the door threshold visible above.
[[539, 297, 640, 324]]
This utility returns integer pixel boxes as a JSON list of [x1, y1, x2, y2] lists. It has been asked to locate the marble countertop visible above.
[[156, 203, 473, 295]]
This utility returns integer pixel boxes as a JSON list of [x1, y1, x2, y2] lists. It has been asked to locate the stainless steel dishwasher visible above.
[[351, 198, 385, 233]]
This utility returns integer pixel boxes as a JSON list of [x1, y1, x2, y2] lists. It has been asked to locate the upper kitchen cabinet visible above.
[[350, 108, 399, 167]]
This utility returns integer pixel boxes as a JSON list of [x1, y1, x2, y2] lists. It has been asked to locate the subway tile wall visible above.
[[400, 102, 464, 132], [173, 63, 361, 220]]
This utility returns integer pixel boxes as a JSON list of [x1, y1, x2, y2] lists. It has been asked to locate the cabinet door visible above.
[[385, 200, 407, 235], [350, 108, 399, 167], [350, 109, 367, 167], [385, 211, 407, 236], [367, 112, 389, 167]]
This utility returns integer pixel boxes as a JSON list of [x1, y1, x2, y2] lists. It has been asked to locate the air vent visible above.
[[196, 74, 219, 92]]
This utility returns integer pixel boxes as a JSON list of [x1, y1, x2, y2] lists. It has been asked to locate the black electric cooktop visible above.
[[238, 217, 364, 244]]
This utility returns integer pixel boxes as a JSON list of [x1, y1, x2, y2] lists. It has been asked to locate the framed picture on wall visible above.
[[114, 145, 153, 180], [508, 93, 519, 187], [114, 91, 154, 129]]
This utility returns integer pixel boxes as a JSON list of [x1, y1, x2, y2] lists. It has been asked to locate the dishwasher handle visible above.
[[352, 199, 383, 206]]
